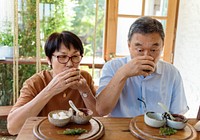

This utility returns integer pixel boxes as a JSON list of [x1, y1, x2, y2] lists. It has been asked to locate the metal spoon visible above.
[[69, 100, 84, 116], [158, 102, 176, 120]]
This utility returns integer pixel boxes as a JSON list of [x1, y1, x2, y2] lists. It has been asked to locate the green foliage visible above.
[[159, 126, 177, 136], [0, 32, 13, 46], [40, 0, 68, 39], [18, 0, 37, 57], [58, 128, 87, 135], [71, 0, 105, 57], [0, 64, 13, 105], [0, 21, 13, 46]]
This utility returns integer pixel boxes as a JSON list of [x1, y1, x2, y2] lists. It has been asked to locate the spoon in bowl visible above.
[[158, 102, 175, 120], [69, 100, 85, 116]]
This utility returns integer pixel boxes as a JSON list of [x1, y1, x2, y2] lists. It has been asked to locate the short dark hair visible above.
[[128, 16, 165, 42], [44, 31, 84, 60]]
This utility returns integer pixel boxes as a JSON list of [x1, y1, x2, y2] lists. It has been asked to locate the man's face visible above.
[[128, 32, 163, 64]]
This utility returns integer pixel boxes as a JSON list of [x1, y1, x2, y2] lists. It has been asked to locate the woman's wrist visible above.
[[78, 86, 91, 98], [80, 92, 88, 98], [78, 83, 90, 93], [79, 89, 90, 94]]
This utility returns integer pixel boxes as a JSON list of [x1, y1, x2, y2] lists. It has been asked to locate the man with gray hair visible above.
[[96, 16, 188, 117]]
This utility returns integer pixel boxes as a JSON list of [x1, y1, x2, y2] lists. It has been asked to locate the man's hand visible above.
[[123, 55, 156, 77]]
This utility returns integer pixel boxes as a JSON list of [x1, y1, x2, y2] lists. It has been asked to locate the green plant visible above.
[[159, 126, 177, 136], [0, 21, 13, 46], [0, 32, 13, 46]]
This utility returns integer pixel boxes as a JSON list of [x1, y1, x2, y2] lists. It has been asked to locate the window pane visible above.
[[18, 1, 37, 58], [0, 0, 14, 105], [118, 0, 142, 15], [0, 0, 14, 47], [116, 18, 137, 56], [144, 0, 168, 16], [12, 1, 39, 98], [40, 0, 105, 59], [156, 19, 166, 58]]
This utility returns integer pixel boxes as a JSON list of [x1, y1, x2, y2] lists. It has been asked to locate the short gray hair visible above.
[[128, 16, 165, 42]]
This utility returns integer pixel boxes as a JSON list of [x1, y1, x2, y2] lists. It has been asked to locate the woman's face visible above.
[[49, 43, 81, 75]]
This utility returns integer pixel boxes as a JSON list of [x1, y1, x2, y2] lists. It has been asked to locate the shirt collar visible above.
[[155, 60, 162, 75]]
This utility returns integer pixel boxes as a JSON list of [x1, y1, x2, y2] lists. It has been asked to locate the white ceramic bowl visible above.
[[167, 114, 187, 129], [72, 108, 93, 124], [48, 110, 72, 127], [144, 112, 166, 128]]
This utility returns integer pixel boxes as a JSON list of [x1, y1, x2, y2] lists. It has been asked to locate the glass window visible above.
[[116, 18, 136, 56], [144, 0, 168, 16], [118, 0, 142, 15], [0, 0, 14, 106], [39, 0, 105, 59]]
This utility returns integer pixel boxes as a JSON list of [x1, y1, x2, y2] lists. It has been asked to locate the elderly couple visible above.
[[7, 16, 188, 135]]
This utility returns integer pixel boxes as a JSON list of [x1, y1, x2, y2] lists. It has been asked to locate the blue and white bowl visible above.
[[144, 112, 166, 128], [166, 114, 187, 129]]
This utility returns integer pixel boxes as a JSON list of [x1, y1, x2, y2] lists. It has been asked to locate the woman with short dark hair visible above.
[[7, 31, 98, 135]]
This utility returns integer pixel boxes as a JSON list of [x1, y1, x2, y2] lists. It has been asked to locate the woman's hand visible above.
[[46, 68, 80, 96], [70, 75, 89, 92]]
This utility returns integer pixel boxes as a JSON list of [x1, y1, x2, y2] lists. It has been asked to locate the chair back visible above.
[[0, 106, 12, 136], [197, 106, 200, 120]]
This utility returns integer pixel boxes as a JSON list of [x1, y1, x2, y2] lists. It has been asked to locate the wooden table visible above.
[[16, 117, 200, 140]]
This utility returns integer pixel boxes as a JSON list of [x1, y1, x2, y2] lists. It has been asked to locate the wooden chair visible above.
[[0, 106, 12, 136], [197, 106, 200, 120]]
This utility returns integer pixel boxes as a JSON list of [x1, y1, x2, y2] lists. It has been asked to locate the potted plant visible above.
[[0, 21, 14, 59]]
